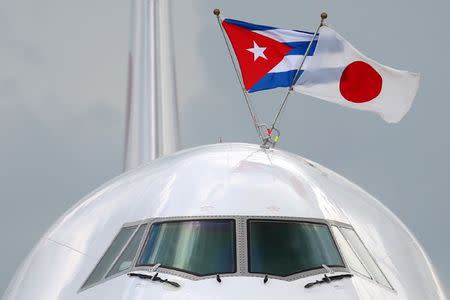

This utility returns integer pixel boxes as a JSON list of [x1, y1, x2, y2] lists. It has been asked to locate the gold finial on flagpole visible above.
[[213, 9, 221, 16], [321, 12, 328, 25]]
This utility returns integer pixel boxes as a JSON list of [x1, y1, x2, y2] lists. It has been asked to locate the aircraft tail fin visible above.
[[124, 0, 180, 171]]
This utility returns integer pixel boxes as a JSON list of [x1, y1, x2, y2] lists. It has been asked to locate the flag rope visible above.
[[214, 9, 265, 144], [265, 12, 328, 148]]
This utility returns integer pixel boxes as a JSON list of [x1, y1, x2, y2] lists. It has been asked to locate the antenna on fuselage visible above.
[[123, 0, 181, 171]]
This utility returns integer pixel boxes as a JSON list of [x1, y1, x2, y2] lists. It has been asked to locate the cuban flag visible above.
[[222, 19, 318, 93]]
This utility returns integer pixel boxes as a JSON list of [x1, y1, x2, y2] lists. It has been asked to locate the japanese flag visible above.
[[295, 26, 420, 123]]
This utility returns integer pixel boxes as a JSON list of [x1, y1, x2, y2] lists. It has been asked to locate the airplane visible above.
[[2, 0, 447, 299]]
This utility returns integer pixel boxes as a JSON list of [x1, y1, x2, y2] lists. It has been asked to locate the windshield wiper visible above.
[[304, 273, 353, 289], [128, 272, 180, 288]]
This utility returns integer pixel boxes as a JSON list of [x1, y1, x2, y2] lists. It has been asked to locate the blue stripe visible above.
[[249, 70, 304, 93], [284, 40, 318, 56], [224, 19, 316, 35], [224, 19, 276, 31], [293, 29, 316, 35], [224, 19, 318, 56]]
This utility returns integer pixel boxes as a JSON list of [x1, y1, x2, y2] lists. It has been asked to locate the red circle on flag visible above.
[[339, 61, 382, 103]]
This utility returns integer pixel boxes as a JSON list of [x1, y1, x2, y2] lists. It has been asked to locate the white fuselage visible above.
[[2, 143, 447, 299]]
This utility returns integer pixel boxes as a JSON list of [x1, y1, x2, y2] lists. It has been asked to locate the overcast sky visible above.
[[1, 0, 449, 295]]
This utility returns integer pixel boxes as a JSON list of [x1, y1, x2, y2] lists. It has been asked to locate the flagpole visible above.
[[214, 9, 265, 144], [267, 12, 327, 147]]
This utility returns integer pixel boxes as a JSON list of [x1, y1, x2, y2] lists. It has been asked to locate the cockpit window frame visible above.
[[246, 218, 346, 277], [135, 218, 238, 277], [79, 215, 394, 293], [129, 216, 350, 283]]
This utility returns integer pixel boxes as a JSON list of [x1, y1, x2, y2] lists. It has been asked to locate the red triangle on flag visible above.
[[222, 21, 293, 90]]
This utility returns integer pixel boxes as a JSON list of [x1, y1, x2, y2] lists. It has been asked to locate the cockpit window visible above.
[[81, 225, 137, 289], [106, 225, 147, 277], [137, 219, 236, 276], [339, 227, 392, 289], [248, 220, 344, 277], [331, 226, 393, 289], [81, 216, 393, 292], [331, 226, 371, 277]]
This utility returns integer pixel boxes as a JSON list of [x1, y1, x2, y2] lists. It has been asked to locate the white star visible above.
[[247, 41, 267, 61]]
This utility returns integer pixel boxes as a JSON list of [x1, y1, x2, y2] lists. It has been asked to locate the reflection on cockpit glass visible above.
[[137, 220, 236, 276], [248, 220, 344, 276]]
